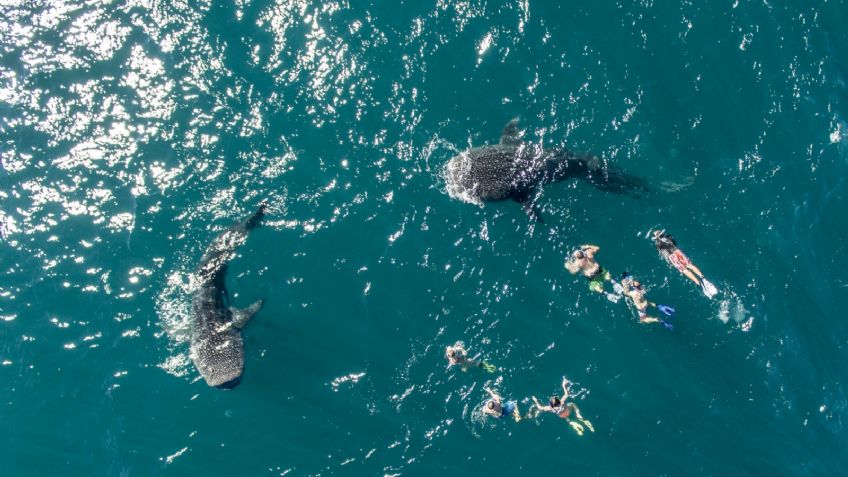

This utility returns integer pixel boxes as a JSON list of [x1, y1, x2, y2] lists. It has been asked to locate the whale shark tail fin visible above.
[[582, 161, 652, 198], [243, 202, 267, 231], [197, 203, 267, 282]]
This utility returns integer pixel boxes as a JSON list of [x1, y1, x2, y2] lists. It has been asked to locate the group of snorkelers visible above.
[[565, 230, 717, 329], [445, 341, 595, 435], [444, 230, 717, 435]]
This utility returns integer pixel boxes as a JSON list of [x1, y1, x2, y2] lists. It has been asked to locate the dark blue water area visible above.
[[1, 0, 847, 475]]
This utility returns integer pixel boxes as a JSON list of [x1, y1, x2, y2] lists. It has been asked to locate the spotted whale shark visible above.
[[444, 119, 649, 221], [190, 204, 265, 389]]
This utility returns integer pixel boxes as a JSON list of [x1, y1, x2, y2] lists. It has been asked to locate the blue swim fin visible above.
[[660, 320, 674, 331], [657, 304, 675, 317]]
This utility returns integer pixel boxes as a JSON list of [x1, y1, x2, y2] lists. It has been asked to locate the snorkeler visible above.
[[652, 230, 718, 298], [483, 387, 522, 422], [529, 377, 594, 436], [618, 272, 675, 329], [445, 341, 496, 373], [564, 244, 619, 302]]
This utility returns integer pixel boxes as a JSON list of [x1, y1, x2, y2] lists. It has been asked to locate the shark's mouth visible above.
[[443, 153, 483, 206], [215, 374, 243, 390]]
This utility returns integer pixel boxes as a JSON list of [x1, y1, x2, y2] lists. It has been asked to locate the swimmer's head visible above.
[[654, 230, 676, 249], [549, 396, 561, 408], [487, 401, 495, 410], [573, 250, 585, 259]]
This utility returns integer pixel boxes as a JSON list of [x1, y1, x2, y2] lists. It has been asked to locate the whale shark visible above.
[[444, 119, 650, 221], [190, 204, 265, 389]]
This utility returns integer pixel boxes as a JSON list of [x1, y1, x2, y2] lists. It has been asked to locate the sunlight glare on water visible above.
[[2, 0, 848, 475]]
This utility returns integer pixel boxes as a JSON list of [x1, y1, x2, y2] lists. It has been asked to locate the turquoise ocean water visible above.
[[2, 1, 848, 475]]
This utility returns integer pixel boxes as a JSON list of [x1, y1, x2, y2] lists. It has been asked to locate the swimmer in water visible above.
[[445, 341, 496, 373], [618, 272, 675, 329], [483, 387, 522, 422], [565, 244, 620, 302], [529, 377, 594, 435], [652, 230, 718, 298]]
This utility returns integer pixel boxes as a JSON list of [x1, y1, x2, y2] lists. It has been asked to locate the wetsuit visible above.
[[500, 400, 517, 418], [656, 233, 691, 274], [586, 266, 610, 292]]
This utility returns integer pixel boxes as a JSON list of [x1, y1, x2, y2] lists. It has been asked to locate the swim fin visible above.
[[656, 304, 675, 317], [660, 320, 674, 331], [569, 421, 585, 436], [480, 362, 497, 373], [611, 280, 624, 295], [701, 279, 718, 298]]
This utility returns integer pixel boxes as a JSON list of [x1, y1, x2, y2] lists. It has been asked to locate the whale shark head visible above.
[[215, 374, 242, 389], [190, 329, 245, 389]]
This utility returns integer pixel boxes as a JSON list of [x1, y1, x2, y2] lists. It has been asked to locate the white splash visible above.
[[717, 293, 750, 324], [830, 121, 845, 143], [330, 372, 366, 391], [477, 32, 493, 58], [162, 447, 189, 464], [443, 153, 483, 206]]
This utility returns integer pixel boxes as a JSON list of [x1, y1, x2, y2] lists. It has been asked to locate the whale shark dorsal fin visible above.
[[500, 118, 522, 145], [231, 299, 264, 329]]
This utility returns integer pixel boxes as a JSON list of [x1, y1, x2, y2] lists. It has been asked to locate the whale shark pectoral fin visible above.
[[515, 197, 544, 223], [231, 299, 264, 329], [500, 118, 522, 145]]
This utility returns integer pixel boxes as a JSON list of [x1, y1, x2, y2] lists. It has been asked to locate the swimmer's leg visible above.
[[570, 403, 583, 420], [571, 404, 594, 433], [681, 268, 702, 286], [568, 420, 585, 436], [687, 263, 705, 279]]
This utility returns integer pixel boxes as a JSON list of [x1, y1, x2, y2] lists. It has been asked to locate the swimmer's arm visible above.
[[484, 387, 500, 401], [580, 245, 599, 254], [561, 379, 571, 399], [532, 396, 553, 412]]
